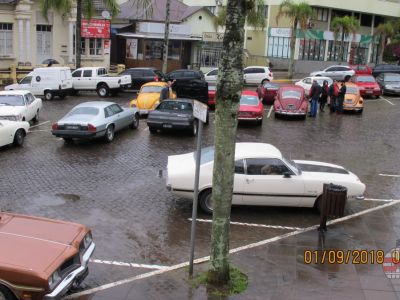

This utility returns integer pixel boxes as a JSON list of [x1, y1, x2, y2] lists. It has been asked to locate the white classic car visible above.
[[0, 90, 42, 122], [167, 143, 366, 214], [295, 76, 333, 95], [0, 120, 30, 147]]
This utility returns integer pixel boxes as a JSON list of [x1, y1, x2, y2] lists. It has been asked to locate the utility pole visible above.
[[162, 0, 171, 74]]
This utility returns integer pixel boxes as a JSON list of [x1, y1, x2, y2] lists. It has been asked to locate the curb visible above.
[[272, 79, 300, 83]]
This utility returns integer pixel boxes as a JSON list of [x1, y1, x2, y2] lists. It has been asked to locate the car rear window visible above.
[[263, 82, 279, 89], [158, 101, 192, 111], [240, 95, 259, 106], [141, 86, 164, 93], [0, 95, 25, 106], [385, 74, 400, 81], [208, 85, 216, 91], [346, 87, 359, 94], [69, 107, 99, 116], [281, 90, 301, 99], [356, 76, 375, 82]]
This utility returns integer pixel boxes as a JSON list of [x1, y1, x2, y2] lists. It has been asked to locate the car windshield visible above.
[[263, 83, 279, 89], [157, 101, 193, 111], [0, 95, 25, 106], [195, 146, 215, 165], [68, 107, 99, 116], [282, 90, 301, 99], [356, 76, 375, 82], [240, 95, 259, 106], [141, 86, 163, 93], [346, 87, 359, 94], [385, 75, 400, 82], [281, 156, 301, 175]]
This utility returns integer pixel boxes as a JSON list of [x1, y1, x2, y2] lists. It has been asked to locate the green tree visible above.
[[40, 0, 150, 68], [375, 21, 397, 64], [331, 16, 360, 62], [276, 0, 313, 79], [208, 0, 260, 285]]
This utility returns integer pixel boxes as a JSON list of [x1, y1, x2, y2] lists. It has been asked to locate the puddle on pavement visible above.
[[31, 193, 81, 206]]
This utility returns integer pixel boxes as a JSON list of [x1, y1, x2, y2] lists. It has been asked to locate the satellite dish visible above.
[[102, 10, 111, 19]]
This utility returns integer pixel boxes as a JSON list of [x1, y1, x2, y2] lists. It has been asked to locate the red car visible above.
[[350, 75, 381, 98], [238, 90, 264, 125], [256, 82, 280, 104], [350, 65, 373, 75], [274, 85, 307, 118], [208, 83, 216, 107]]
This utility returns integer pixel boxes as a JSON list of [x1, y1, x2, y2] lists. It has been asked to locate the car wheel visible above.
[[44, 90, 54, 100], [257, 119, 263, 126], [261, 79, 269, 85], [191, 120, 198, 136], [13, 129, 25, 147], [314, 196, 323, 214], [104, 125, 114, 143], [33, 110, 39, 122], [149, 127, 157, 134], [130, 113, 139, 129], [0, 285, 17, 300], [199, 189, 213, 214], [63, 138, 73, 144], [97, 84, 110, 97]]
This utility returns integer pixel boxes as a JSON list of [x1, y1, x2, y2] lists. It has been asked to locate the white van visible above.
[[5, 67, 73, 100]]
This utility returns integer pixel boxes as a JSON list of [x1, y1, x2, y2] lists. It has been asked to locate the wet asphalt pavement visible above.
[[0, 88, 399, 291]]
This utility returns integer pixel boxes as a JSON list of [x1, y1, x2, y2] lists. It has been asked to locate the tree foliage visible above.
[[331, 15, 360, 61]]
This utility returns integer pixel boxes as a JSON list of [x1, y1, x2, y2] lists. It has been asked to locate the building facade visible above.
[[182, 0, 400, 72], [0, 0, 111, 69]]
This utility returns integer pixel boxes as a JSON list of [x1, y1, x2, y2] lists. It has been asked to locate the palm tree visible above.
[[375, 21, 396, 64], [162, 0, 171, 74], [276, 0, 313, 79], [40, 0, 150, 68], [331, 16, 360, 62]]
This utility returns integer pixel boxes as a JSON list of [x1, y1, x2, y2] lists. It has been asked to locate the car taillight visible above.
[[88, 124, 96, 132], [154, 75, 159, 81], [51, 123, 58, 130]]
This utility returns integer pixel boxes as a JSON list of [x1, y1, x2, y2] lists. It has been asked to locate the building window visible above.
[[89, 38, 102, 56], [327, 40, 349, 61], [312, 7, 329, 22], [267, 36, 290, 59], [361, 14, 373, 27], [374, 16, 385, 27], [36, 24, 52, 32], [299, 39, 325, 61], [145, 40, 163, 60], [0, 23, 13, 56], [258, 5, 268, 18], [196, 42, 222, 68], [350, 43, 369, 64], [168, 40, 180, 60], [206, 6, 216, 15]]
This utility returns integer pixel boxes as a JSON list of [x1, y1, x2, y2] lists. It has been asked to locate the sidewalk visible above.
[[71, 201, 400, 300]]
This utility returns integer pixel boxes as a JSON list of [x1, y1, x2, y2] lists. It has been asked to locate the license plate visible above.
[[65, 125, 79, 130], [163, 124, 173, 128], [140, 110, 149, 114], [365, 91, 373, 94]]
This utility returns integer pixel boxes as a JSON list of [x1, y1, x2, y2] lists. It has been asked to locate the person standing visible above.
[[328, 80, 339, 113], [319, 80, 329, 112], [337, 81, 346, 114], [309, 80, 322, 117]]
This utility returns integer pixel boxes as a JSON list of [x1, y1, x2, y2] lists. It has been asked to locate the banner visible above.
[[126, 38, 138, 59], [81, 19, 110, 38]]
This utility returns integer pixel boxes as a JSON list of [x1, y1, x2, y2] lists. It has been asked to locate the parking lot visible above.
[[0, 88, 399, 293]]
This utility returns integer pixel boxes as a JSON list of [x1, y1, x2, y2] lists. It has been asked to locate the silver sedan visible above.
[[51, 101, 139, 143]]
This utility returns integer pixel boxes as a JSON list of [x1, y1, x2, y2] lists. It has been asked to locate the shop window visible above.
[[361, 14, 372, 27], [0, 23, 13, 56], [299, 39, 325, 61], [312, 7, 329, 22], [145, 40, 163, 60], [168, 40, 180, 60], [267, 36, 290, 59], [350, 43, 369, 64], [89, 38, 102, 56], [374, 16, 385, 27]]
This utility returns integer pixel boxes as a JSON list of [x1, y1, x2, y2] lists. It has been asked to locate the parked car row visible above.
[[205, 66, 274, 85]]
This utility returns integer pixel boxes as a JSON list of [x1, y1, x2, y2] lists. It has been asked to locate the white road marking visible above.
[[29, 121, 50, 129], [379, 174, 400, 178], [67, 200, 400, 299], [379, 96, 395, 106], [267, 107, 273, 118], [364, 198, 398, 202], [90, 259, 169, 270], [188, 218, 301, 230], [28, 129, 51, 133]]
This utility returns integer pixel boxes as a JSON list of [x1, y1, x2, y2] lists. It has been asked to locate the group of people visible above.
[[308, 79, 347, 117]]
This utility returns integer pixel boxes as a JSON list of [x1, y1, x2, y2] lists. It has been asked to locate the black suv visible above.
[[372, 64, 400, 77], [166, 69, 204, 82], [120, 67, 165, 90]]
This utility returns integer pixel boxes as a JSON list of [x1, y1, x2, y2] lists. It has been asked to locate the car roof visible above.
[[0, 90, 30, 96], [383, 72, 400, 76], [280, 85, 304, 92], [75, 101, 116, 108], [235, 143, 282, 159], [127, 67, 158, 71]]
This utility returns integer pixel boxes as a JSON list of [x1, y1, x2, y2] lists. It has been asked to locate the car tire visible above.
[[97, 84, 110, 97], [33, 110, 39, 123], [257, 119, 263, 126], [104, 125, 114, 143], [44, 90, 54, 101], [149, 127, 157, 134], [191, 120, 198, 136], [13, 129, 25, 147], [358, 109, 363, 114], [130, 113, 139, 129], [314, 196, 323, 214], [70, 90, 79, 96], [0, 285, 17, 300], [199, 189, 213, 214], [261, 79, 269, 85]]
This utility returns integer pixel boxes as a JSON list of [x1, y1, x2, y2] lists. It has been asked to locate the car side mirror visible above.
[[283, 172, 291, 178]]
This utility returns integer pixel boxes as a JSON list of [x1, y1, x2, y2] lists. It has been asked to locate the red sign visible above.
[[81, 19, 110, 38]]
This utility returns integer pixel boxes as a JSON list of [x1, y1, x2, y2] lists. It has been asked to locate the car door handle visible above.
[[245, 179, 254, 184]]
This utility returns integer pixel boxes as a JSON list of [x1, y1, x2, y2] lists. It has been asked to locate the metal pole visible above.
[[189, 120, 203, 277]]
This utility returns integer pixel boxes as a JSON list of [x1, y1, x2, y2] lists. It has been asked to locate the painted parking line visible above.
[[364, 198, 399, 202], [379, 174, 400, 178], [188, 218, 301, 230], [29, 121, 50, 129], [67, 200, 400, 299], [379, 96, 395, 106], [267, 106, 273, 118], [90, 259, 169, 270], [28, 129, 51, 133]]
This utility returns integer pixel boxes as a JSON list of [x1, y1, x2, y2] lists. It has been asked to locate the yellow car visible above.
[[129, 82, 176, 115], [343, 82, 364, 113]]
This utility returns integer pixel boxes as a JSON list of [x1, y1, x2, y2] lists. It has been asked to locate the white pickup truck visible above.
[[71, 67, 131, 97]]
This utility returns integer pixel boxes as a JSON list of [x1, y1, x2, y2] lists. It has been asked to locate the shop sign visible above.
[[202, 32, 224, 42], [126, 38, 138, 59], [81, 19, 110, 38], [104, 39, 110, 55], [269, 28, 292, 38], [137, 22, 191, 36]]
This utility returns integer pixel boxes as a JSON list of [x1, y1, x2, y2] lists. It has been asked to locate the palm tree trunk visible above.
[[208, 0, 245, 285], [75, 0, 82, 68], [377, 35, 385, 64], [162, 0, 170, 74], [288, 22, 297, 79], [340, 30, 345, 62]]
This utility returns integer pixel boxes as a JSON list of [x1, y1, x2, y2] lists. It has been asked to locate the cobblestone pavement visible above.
[[0, 90, 399, 292]]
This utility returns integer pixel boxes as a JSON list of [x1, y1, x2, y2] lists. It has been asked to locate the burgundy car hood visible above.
[[280, 98, 302, 109]]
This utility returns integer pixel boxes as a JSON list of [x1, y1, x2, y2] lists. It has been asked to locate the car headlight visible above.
[[81, 232, 93, 250], [48, 270, 62, 289], [385, 84, 393, 89]]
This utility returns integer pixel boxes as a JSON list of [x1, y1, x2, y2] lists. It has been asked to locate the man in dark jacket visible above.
[[337, 81, 346, 114], [309, 80, 322, 117], [328, 80, 338, 113]]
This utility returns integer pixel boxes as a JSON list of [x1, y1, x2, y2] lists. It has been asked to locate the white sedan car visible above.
[[0, 90, 42, 122], [167, 143, 365, 214], [0, 120, 30, 147], [295, 76, 333, 95], [204, 68, 218, 83]]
